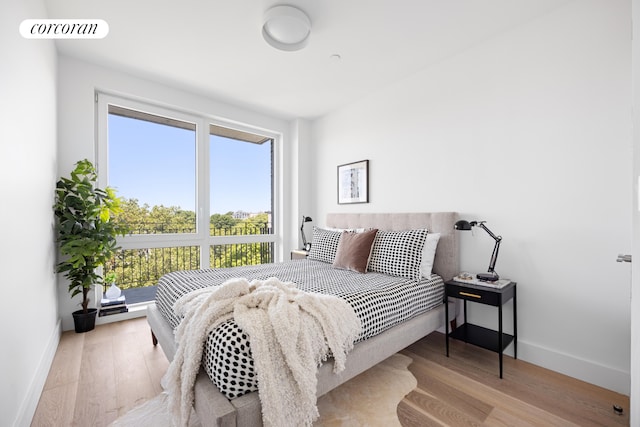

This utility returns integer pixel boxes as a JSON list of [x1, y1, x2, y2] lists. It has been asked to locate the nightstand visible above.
[[290, 249, 309, 260], [445, 280, 517, 378]]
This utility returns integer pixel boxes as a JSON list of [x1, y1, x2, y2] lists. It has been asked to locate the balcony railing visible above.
[[122, 222, 273, 236], [104, 240, 275, 294]]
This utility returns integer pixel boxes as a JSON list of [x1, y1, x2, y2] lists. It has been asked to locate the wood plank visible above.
[[408, 359, 492, 421], [401, 388, 483, 427], [397, 399, 449, 427], [42, 331, 84, 389], [72, 326, 118, 427], [112, 325, 159, 415], [31, 382, 77, 427], [484, 406, 545, 427], [144, 344, 170, 395]]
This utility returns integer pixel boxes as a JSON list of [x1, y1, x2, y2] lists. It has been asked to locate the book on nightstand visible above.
[[100, 295, 126, 307], [99, 305, 129, 316], [99, 295, 128, 316], [453, 274, 512, 289]]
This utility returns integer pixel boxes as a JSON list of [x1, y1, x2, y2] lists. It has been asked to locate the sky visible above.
[[108, 114, 272, 214]]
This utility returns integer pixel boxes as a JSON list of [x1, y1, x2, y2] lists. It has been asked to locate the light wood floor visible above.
[[399, 334, 629, 426], [31, 317, 629, 426], [31, 317, 168, 427]]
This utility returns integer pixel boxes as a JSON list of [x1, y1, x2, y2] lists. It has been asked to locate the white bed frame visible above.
[[147, 212, 459, 426]]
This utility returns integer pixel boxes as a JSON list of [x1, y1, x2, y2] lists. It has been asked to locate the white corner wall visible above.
[[631, 0, 640, 423], [1, 0, 60, 426], [289, 118, 315, 248], [311, 0, 632, 394]]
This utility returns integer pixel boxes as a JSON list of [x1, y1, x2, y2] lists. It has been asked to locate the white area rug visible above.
[[110, 353, 416, 427]]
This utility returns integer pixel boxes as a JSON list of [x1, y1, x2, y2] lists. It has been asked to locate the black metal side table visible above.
[[445, 280, 517, 378]]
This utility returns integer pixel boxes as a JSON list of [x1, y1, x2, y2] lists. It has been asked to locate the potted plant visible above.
[[54, 159, 128, 333]]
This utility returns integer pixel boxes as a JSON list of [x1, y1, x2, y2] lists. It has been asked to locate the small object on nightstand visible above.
[[453, 273, 511, 289], [613, 405, 624, 415], [291, 249, 309, 260], [457, 272, 473, 281]]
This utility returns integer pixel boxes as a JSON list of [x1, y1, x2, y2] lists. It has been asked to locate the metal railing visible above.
[[123, 222, 273, 236], [210, 242, 274, 268], [104, 241, 275, 292]]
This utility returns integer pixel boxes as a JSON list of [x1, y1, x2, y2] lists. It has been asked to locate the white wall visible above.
[[289, 119, 315, 249], [56, 56, 298, 331], [631, 0, 639, 422], [311, 0, 632, 394], [0, 0, 60, 425]]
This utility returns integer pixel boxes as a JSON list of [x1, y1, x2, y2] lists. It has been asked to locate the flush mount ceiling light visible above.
[[262, 5, 311, 51]]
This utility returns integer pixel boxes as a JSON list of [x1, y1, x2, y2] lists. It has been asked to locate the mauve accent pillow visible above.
[[332, 229, 379, 273]]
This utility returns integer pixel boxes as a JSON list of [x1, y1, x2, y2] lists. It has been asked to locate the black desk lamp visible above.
[[454, 220, 502, 282], [300, 216, 312, 251]]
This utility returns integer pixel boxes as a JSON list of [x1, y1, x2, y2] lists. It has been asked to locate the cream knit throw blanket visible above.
[[164, 277, 361, 427]]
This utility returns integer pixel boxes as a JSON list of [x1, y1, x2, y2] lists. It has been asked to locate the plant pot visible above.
[[72, 308, 98, 333]]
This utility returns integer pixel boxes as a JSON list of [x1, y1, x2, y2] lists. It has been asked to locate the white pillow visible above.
[[420, 232, 441, 277]]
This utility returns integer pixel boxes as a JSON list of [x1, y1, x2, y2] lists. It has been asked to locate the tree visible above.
[[210, 213, 238, 234], [108, 202, 273, 289]]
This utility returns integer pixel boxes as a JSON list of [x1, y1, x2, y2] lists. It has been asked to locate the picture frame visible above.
[[337, 160, 369, 204]]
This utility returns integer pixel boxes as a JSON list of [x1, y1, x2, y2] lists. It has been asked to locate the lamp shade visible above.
[[454, 220, 473, 231], [262, 5, 311, 51]]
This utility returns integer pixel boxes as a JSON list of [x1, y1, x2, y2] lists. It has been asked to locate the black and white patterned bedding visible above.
[[155, 259, 444, 399]]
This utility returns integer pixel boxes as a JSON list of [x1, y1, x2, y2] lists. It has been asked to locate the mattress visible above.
[[155, 259, 444, 399]]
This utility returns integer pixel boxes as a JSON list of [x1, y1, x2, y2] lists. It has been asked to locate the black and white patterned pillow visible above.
[[308, 227, 342, 263], [368, 229, 428, 279], [204, 319, 257, 399]]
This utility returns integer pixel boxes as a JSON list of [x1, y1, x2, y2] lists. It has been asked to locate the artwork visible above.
[[338, 160, 369, 204]]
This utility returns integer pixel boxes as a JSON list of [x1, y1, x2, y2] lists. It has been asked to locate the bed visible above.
[[147, 212, 459, 426]]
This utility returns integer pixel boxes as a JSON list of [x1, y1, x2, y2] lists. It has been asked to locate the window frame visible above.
[[96, 92, 282, 269]]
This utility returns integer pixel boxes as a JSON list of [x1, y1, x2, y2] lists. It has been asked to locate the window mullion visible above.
[[197, 118, 211, 268]]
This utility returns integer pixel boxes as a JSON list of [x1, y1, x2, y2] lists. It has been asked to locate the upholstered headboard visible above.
[[326, 212, 459, 281]]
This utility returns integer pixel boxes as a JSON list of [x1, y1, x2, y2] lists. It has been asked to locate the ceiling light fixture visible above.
[[262, 5, 311, 51]]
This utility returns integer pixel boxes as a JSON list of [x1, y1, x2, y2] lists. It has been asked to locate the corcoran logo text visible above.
[[20, 19, 109, 39]]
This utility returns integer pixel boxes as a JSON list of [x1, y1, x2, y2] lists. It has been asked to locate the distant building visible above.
[[232, 211, 251, 220]]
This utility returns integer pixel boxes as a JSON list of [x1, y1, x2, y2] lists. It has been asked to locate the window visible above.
[[209, 125, 273, 237], [108, 106, 197, 234], [97, 94, 278, 303]]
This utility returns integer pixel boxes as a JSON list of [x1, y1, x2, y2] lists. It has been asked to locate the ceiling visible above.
[[44, 0, 572, 119]]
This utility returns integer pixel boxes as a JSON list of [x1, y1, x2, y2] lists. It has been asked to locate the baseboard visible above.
[[13, 318, 61, 427], [518, 340, 630, 396]]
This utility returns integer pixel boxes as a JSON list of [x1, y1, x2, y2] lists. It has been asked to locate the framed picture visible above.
[[337, 160, 369, 204]]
